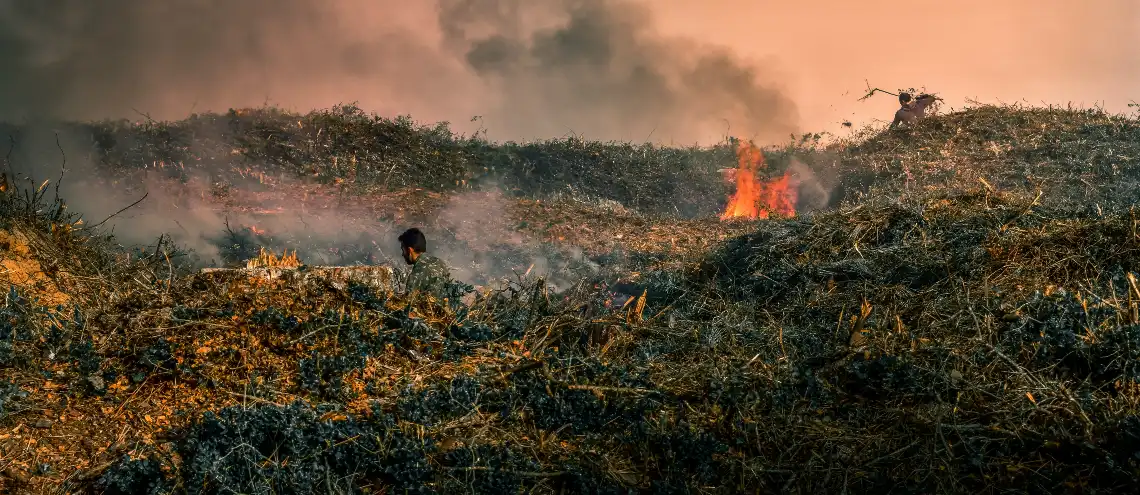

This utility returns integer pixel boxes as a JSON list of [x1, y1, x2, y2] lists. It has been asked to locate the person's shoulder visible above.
[[420, 254, 451, 271]]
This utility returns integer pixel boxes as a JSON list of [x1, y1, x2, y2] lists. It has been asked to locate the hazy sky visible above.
[[0, 0, 1135, 145], [657, 1, 1139, 137]]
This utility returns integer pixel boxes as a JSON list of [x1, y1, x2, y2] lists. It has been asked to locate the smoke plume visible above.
[[1, 0, 1134, 284], [436, 0, 799, 143], [0, 122, 607, 287], [0, 0, 805, 279], [0, 0, 800, 145]]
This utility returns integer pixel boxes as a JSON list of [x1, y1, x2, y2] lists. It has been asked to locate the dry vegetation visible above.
[[1, 102, 1140, 494]]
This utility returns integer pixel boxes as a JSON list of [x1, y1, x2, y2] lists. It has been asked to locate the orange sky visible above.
[[0, 0, 1135, 145], [655, 0, 1139, 138]]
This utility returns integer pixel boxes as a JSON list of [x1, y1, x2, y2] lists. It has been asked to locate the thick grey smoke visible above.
[[0, 0, 799, 144], [436, 0, 799, 143], [0, 0, 801, 283], [0, 123, 608, 286], [0, 0, 329, 120]]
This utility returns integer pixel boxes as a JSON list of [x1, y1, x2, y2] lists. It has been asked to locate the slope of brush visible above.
[[23, 104, 738, 219], [811, 103, 1140, 210], [8, 102, 1138, 221], [0, 104, 1139, 494], [11, 101, 1135, 276]]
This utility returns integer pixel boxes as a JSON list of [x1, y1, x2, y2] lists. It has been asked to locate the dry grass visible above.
[[0, 103, 1139, 494]]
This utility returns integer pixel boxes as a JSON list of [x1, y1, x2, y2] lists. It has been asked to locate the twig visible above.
[[74, 461, 116, 481], [565, 384, 656, 395], [998, 190, 1043, 232], [131, 108, 157, 123], [87, 192, 149, 230], [53, 133, 66, 205], [2, 134, 13, 176], [498, 359, 544, 381], [865, 439, 921, 466], [859, 87, 900, 100], [445, 466, 565, 477], [225, 390, 286, 407], [112, 374, 153, 418]]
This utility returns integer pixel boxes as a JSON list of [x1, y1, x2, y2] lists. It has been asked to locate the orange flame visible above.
[[720, 140, 797, 220], [246, 247, 301, 269]]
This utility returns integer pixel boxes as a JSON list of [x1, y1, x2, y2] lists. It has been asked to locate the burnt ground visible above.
[[1, 103, 1140, 494]]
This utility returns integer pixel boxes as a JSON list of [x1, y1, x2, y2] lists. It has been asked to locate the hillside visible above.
[[1, 104, 1140, 494]]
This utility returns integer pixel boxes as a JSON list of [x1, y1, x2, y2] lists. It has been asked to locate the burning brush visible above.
[[719, 140, 797, 220], [246, 247, 302, 269]]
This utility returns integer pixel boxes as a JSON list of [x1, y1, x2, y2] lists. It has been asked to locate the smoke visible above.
[[0, 0, 803, 283], [1, 0, 1132, 287], [787, 158, 830, 213], [436, 0, 799, 143], [1, 121, 605, 288], [432, 187, 526, 282], [430, 185, 603, 289], [0, 122, 379, 269], [0, 0, 1134, 141], [0, 0, 333, 119], [0, 0, 799, 145]]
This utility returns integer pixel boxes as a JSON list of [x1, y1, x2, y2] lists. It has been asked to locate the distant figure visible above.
[[890, 93, 937, 129], [398, 227, 453, 297]]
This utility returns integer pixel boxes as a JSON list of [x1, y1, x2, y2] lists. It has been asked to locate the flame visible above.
[[246, 247, 301, 269], [720, 140, 798, 220]]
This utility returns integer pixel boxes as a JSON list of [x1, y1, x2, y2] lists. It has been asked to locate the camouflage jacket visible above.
[[406, 254, 452, 297]]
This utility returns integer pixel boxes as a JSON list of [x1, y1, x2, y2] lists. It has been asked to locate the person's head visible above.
[[898, 92, 913, 106], [398, 228, 427, 265]]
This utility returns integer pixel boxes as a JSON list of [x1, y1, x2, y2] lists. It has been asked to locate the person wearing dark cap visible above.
[[398, 227, 453, 297]]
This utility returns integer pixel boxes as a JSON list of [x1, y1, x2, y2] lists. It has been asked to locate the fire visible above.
[[720, 140, 797, 220], [246, 247, 301, 269]]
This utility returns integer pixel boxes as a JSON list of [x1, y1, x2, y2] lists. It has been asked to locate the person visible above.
[[398, 227, 453, 298], [890, 92, 938, 129]]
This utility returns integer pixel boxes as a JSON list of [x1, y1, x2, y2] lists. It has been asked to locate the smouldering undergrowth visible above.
[[1, 103, 1139, 494]]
